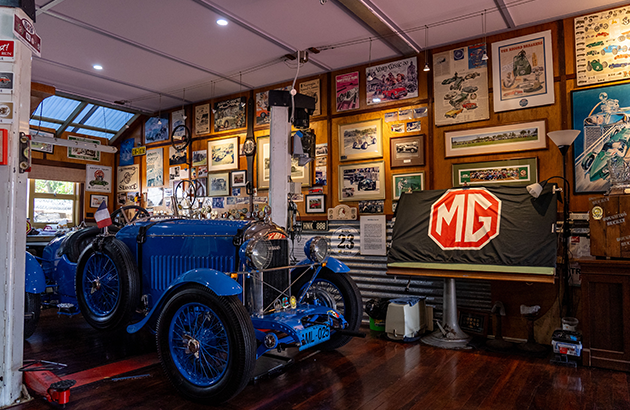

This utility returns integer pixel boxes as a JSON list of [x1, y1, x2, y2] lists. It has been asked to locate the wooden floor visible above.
[[14, 309, 630, 410]]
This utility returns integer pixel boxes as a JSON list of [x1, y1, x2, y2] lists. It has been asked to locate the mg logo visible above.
[[428, 188, 501, 250]]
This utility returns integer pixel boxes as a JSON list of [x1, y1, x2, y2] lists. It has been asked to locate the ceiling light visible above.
[[423, 62, 430, 72], [482, 52, 489, 61], [93, 64, 103, 70], [217, 18, 228, 26], [372, 97, 381, 103]]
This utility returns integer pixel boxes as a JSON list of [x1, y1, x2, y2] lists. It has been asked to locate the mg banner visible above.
[[388, 186, 557, 268]]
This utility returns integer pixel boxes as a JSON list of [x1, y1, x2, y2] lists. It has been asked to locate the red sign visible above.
[[0, 41, 14, 59], [428, 188, 502, 250], [13, 15, 41, 56]]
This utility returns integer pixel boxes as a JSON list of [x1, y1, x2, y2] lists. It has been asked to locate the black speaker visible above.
[[0, 0, 36, 22]]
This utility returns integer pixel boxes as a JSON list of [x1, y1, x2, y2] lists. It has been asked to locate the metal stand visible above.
[[421, 278, 471, 349]]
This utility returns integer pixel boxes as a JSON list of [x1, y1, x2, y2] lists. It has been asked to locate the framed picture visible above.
[[257, 136, 270, 189], [305, 194, 326, 213], [144, 116, 169, 143], [89, 194, 108, 208], [291, 157, 311, 187], [231, 170, 246, 187], [366, 57, 418, 105], [390, 135, 425, 168], [338, 161, 385, 202], [444, 120, 546, 158], [492, 30, 555, 113], [392, 172, 424, 201], [67, 135, 100, 162], [571, 83, 630, 193], [213, 97, 246, 132], [452, 158, 538, 188], [208, 172, 230, 197], [85, 164, 112, 193], [338, 119, 382, 161], [208, 137, 238, 172]]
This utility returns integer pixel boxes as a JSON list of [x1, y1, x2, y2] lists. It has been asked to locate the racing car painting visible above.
[[338, 119, 382, 161], [572, 83, 630, 193]]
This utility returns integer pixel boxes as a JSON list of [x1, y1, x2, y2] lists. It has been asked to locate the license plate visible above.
[[298, 324, 330, 350]]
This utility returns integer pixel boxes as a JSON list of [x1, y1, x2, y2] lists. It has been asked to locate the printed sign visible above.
[[86, 165, 112, 193], [366, 57, 418, 105], [336, 72, 359, 112], [132, 146, 146, 156], [0, 41, 15, 61], [13, 15, 41, 57], [0, 102, 13, 123], [117, 164, 140, 192], [0, 72, 13, 93]]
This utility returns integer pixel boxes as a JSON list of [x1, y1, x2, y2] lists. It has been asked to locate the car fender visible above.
[[126, 268, 242, 334], [25, 252, 45, 294], [293, 256, 350, 273]]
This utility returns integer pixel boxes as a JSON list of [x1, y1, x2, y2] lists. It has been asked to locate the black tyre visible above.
[[64, 227, 101, 263], [75, 237, 141, 331], [24, 292, 41, 339], [156, 285, 256, 403], [293, 269, 362, 350]]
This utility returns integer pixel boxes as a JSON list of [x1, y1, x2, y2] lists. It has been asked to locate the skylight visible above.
[[30, 95, 139, 141]]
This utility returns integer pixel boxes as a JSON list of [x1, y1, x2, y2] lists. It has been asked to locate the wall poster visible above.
[[144, 116, 168, 143], [575, 5, 630, 86], [171, 109, 186, 139], [433, 44, 489, 126], [336, 71, 359, 112], [255, 91, 270, 125], [299, 78, 321, 116], [85, 164, 112, 193], [68, 135, 100, 162], [214, 97, 246, 132], [146, 147, 164, 187], [195, 104, 209, 135], [117, 164, 140, 193], [366, 57, 418, 105], [492, 30, 554, 112]]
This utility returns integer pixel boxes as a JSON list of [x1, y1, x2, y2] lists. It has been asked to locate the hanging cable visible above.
[[289, 51, 302, 125]]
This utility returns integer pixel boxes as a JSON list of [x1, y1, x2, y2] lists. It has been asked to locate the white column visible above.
[[268, 106, 290, 230], [0, 7, 32, 406]]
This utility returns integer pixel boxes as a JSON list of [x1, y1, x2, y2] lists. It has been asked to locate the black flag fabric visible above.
[[388, 185, 558, 268]]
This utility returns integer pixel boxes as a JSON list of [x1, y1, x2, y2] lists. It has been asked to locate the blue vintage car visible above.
[[24, 210, 362, 403]]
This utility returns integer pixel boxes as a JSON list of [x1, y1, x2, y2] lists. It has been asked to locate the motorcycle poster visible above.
[[433, 44, 489, 126], [366, 57, 418, 105]]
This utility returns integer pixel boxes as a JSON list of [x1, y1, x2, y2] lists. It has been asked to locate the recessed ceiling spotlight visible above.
[[93, 64, 103, 70], [217, 18, 228, 26]]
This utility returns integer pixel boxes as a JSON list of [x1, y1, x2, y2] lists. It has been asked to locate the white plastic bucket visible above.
[[562, 317, 579, 331]]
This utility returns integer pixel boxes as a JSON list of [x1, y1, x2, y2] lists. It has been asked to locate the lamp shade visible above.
[[548, 130, 580, 147], [526, 182, 544, 198]]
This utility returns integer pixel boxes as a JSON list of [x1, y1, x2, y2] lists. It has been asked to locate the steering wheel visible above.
[[174, 179, 204, 210], [110, 205, 150, 229], [171, 124, 191, 152]]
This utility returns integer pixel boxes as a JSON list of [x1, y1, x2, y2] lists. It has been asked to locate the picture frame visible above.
[[444, 120, 546, 158], [338, 119, 383, 161], [305, 194, 326, 214], [208, 137, 238, 172], [144, 116, 169, 144], [571, 83, 630, 193], [492, 30, 555, 113], [338, 161, 385, 202], [67, 135, 101, 162], [291, 157, 311, 187], [207, 172, 230, 197], [89, 194, 108, 208], [452, 157, 538, 188], [231, 170, 246, 187], [85, 164, 112, 193], [390, 135, 425, 168], [257, 136, 270, 189], [392, 172, 424, 201]]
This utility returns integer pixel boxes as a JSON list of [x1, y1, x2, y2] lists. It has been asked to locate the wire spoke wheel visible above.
[[83, 253, 120, 317]]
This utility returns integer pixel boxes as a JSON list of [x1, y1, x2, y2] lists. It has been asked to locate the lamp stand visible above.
[[560, 147, 572, 318]]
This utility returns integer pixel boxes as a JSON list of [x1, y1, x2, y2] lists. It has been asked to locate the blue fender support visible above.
[[25, 252, 45, 294], [293, 256, 350, 273]]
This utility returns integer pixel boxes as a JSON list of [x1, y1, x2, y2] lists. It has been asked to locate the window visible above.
[[28, 179, 81, 228]]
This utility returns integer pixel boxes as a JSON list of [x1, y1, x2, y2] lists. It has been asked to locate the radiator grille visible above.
[[150, 255, 235, 290], [263, 239, 289, 308]]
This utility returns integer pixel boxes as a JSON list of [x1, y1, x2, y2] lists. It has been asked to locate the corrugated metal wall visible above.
[[293, 219, 492, 323]]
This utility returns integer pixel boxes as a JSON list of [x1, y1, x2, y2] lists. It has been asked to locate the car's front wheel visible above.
[[24, 292, 41, 339], [293, 269, 362, 350], [156, 285, 256, 404]]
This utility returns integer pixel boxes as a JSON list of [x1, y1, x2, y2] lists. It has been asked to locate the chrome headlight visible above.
[[245, 238, 272, 270], [304, 236, 328, 263]]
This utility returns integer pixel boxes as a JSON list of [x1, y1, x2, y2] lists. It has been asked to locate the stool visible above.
[[516, 305, 547, 353], [486, 301, 513, 351]]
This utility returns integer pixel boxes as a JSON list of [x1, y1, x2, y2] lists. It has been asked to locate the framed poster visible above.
[[208, 172, 230, 197], [89, 194, 108, 208], [338, 119, 382, 161], [390, 135, 425, 168], [171, 109, 186, 139], [67, 135, 100, 162], [255, 91, 270, 125], [146, 147, 164, 187], [119, 138, 134, 166], [392, 172, 424, 200], [117, 164, 139, 192], [452, 157, 538, 188], [336, 71, 359, 112], [366, 57, 418, 105], [231, 170, 246, 187], [291, 157, 311, 187], [146, 187, 164, 208], [305, 194, 326, 213], [144, 116, 169, 144], [444, 120, 546, 158], [86, 164, 112, 193], [192, 150, 207, 167], [214, 97, 246, 132], [571, 83, 630, 193], [338, 161, 385, 202], [299, 78, 321, 116], [208, 137, 238, 172], [168, 145, 187, 166], [257, 136, 270, 189], [575, 6, 630, 86], [433, 44, 490, 126], [492, 30, 554, 112], [195, 104, 209, 135]]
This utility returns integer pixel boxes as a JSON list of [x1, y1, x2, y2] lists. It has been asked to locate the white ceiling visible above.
[[31, 0, 630, 114]]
